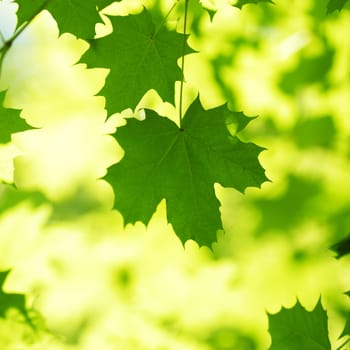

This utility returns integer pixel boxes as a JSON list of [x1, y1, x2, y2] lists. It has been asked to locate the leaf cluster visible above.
[[0, 0, 349, 348]]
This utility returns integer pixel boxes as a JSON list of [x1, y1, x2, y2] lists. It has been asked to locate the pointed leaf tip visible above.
[[268, 299, 331, 350], [0, 91, 32, 143]]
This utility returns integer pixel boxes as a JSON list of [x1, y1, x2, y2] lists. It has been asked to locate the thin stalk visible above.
[[11, 0, 51, 44], [0, 0, 51, 61], [154, 0, 181, 37], [0, 31, 10, 77], [337, 337, 350, 350], [179, 0, 189, 128], [0, 31, 5, 47]]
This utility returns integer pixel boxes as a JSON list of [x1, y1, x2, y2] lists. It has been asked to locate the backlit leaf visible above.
[[106, 97, 267, 246], [268, 300, 331, 350], [16, 0, 116, 39], [81, 8, 193, 113], [331, 234, 350, 258]]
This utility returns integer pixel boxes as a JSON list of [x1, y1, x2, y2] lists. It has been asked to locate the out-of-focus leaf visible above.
[[327, 0, 350, 13], [279, 47, 334, 94], [0, 270, 30, 322], [331, 234, 350, 258], [327, 207, 350, 242], [293, 116, 336, 149], [205, 327, 257, 350], [49, 186, 105, 221], [252, 175, 322, 233], [234, 0, 274, 9], [0, 183, 46, 213]]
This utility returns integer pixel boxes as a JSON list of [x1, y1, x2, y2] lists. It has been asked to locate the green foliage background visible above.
[[0, 0, 350, 349]]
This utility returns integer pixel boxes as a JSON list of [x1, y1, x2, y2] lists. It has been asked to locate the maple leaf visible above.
[[327, 0, 350, 13], [106, 97, 267, 247], [0, 91, 31, 143], [268, 300, 331, 350], [0, 270, 31, 323], [81, 8, 193, 113], [16, 0, 116, 39], [234, 0, 274, 9]]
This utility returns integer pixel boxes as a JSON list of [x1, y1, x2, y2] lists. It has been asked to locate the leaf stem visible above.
[[179, 0, 189, 127], [154, 0, 181, 37], [0, 0, 51, 74], [13, 0, 52, 42], [337, 337, 350, 350], [0, 31, 5, 47]]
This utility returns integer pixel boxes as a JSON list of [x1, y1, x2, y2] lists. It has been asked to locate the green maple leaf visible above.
[[106, 97, 267, 247], [327, 0, 350, 13], [234, 0, 274, 9], [81, 8, 193, 113], [0, 270, 31, 322], [16, 0, 116, 39], [268, 300, 331, 350], [0, 91, 31, 143]]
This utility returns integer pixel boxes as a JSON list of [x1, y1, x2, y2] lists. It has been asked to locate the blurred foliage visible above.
[[292, 115, 336, 149], [327, 0, 350, 13], [0, 270, 28, 320], [0, 0, 349, 349], [204, 327, 257, 350], [331, 234, 350, 258], [0, 183, 46, 212], [252, 174, 323, 233]]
